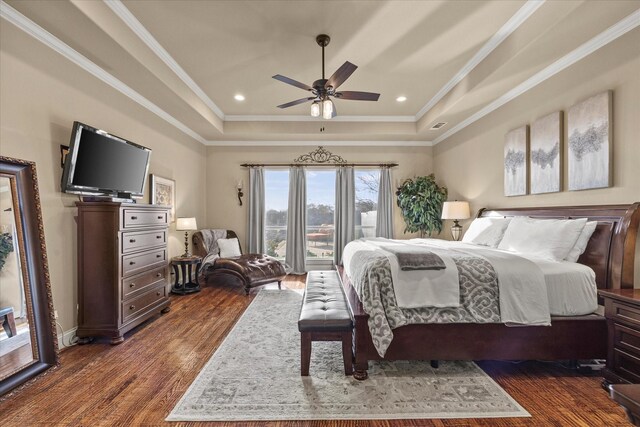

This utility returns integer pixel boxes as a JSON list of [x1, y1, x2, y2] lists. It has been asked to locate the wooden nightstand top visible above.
[[599, 289, 640, 306]]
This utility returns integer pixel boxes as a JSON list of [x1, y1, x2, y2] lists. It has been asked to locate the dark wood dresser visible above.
[[76, 202, 170, 344], [600, 289, 640, 387]]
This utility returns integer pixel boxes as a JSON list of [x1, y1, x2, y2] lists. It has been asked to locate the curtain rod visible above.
[[240, 163, 398, 168]]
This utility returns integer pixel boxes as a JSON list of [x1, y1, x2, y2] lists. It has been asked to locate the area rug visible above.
[[167, 290, 529, 421]]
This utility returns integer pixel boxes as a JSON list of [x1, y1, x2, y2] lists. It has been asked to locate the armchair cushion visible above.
[[218, 238, 242, 258]]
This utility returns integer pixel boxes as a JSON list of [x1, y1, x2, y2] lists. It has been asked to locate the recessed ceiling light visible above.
[[234, 94, 245, 101], [396, 96, 407, 102]]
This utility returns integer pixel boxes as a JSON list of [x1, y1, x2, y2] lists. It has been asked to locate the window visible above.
[[355, 169, 380, 238], [264, 170, 289, 260], [306, 170, 336, 260]]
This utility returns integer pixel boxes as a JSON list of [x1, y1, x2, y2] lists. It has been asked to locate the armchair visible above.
[[192, 229, 286, 295]]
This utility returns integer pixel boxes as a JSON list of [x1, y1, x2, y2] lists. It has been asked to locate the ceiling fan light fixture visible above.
[[322, 98, 334, 120], [310, 101, 321, 117]]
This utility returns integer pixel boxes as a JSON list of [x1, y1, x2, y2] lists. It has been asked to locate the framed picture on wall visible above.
[[150, 174, 175, 222], [504, 125, 529, 197], [530, 111, 562, 194], [567, 91, 613, 191]]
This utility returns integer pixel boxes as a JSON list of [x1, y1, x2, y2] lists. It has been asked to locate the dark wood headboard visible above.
[[477, 203, 640, 290]]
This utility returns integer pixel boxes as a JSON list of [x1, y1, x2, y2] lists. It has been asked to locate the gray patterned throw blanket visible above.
[[343, 238, 551, 357]]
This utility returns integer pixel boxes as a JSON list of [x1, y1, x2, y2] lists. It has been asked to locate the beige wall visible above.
[[433, 31, 640, 284], [206, 145, 434, 249], [0, 44, 207, 332]]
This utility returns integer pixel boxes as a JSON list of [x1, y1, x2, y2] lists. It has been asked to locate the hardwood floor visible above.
[[0, 275, 630, 426]]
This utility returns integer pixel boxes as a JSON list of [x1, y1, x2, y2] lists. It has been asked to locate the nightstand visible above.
[[600, 289, 640, 388], [171, 256, 202, 295]]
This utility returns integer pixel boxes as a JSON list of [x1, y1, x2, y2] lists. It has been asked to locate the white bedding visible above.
[[534, 259, 598, 316], [343, 238, 598, 320], [343, 239, 461, 308]]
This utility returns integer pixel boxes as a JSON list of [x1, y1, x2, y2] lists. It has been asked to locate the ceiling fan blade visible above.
[[335, 91, 380, 101], [325, 61, 357, 90], [276, 97, 315, 109], [272, 74, 313, 91]]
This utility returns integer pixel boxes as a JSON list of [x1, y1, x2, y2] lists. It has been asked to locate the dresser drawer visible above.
[[121, 230, 167, 253], [122, 286, 167, 324], [122, 266, 167, 300], [614, 323, 640, 357], [613, 348, 640, 383], [609, 300, 640, 329], [122, 209, 168, 229], [122, 248, 167, 277]]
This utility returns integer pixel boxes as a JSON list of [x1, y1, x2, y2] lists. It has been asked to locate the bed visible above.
[[340, 203, 640, 380]]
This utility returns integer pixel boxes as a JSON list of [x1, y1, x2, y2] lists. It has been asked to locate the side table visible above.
[[171, 256, 202, 295], [599, 289, 640, 388]]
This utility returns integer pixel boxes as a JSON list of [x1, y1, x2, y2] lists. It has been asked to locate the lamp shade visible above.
[[441, 201, 470, 220], [176, 217, 197, 231]]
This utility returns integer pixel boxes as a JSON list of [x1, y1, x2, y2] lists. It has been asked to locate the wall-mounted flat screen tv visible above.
[[61, 122, 151, 199]]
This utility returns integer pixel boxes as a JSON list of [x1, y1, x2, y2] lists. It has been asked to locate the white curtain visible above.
[[334, 166, 355, 265], [247, 167, 265, 253], [376, 166, 394, 238], [285, 166, 307, 274]]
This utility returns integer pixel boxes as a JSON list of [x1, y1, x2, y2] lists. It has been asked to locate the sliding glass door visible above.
[[264, 170, 289, 260], [306, 170, 336, 260]]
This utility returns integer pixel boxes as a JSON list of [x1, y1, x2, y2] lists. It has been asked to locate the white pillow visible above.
[[218, 238, 242, 258], [462, 218, 512, 247], [497, 217, 588, 261], [565, 221, 597, 262]]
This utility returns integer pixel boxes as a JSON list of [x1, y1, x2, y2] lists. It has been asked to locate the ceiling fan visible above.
[[272, 34, 380, 119]]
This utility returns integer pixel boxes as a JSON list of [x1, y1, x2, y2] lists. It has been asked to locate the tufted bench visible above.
[[298, 270, 353, 376]]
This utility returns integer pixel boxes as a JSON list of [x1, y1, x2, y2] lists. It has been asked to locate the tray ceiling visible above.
[[1, 0, 639, 145]]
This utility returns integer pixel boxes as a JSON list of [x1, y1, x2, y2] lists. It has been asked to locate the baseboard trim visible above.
[[58, 327, 77, 350]]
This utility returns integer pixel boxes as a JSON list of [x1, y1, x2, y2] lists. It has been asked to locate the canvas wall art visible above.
[[530, 111, 562, 194], [567, 91, 612, 191], [150, 174, 175, 222], [504, 125, 528, 197]]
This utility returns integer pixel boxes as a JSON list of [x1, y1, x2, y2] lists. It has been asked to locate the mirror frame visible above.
[[0, 156, 58, 396]]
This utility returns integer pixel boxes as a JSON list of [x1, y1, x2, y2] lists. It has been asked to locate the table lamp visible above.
[[176, 217, 197, 257], [441, 201, 470, 241]]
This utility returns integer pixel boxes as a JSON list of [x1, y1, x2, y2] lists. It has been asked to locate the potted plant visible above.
[[396, 174, 448, 237]]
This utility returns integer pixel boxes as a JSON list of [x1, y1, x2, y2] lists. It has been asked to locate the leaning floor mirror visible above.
[[0, 156, 57, 396]]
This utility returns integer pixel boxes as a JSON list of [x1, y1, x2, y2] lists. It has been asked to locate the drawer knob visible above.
[[157, 216, 163, 219], [156, 273, 162, 278], [156, 254, 161, 258], [129, 283, 135, 288], [156, 235, 162, 239], [129, 239, 136, 243], [131, 216, 138, 220], [129, 261, 136, 265], [129, 305, 135, 310], [156, 291, 161, 296]]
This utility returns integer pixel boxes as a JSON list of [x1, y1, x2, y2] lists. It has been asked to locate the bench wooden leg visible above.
[[2, 311, 17, 338], [301, 332, 311, 376], [341, 331, 353, 375]]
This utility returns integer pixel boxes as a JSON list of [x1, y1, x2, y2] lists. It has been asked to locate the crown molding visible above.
[[432, 8, 640, 145], [104, 0, 225, 120], [415, 0, 545, 121], [224, 115, 416, 122], [0, 1, 207, 144], [204, 140, 433, 147], [3, 1, 635, 148]]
